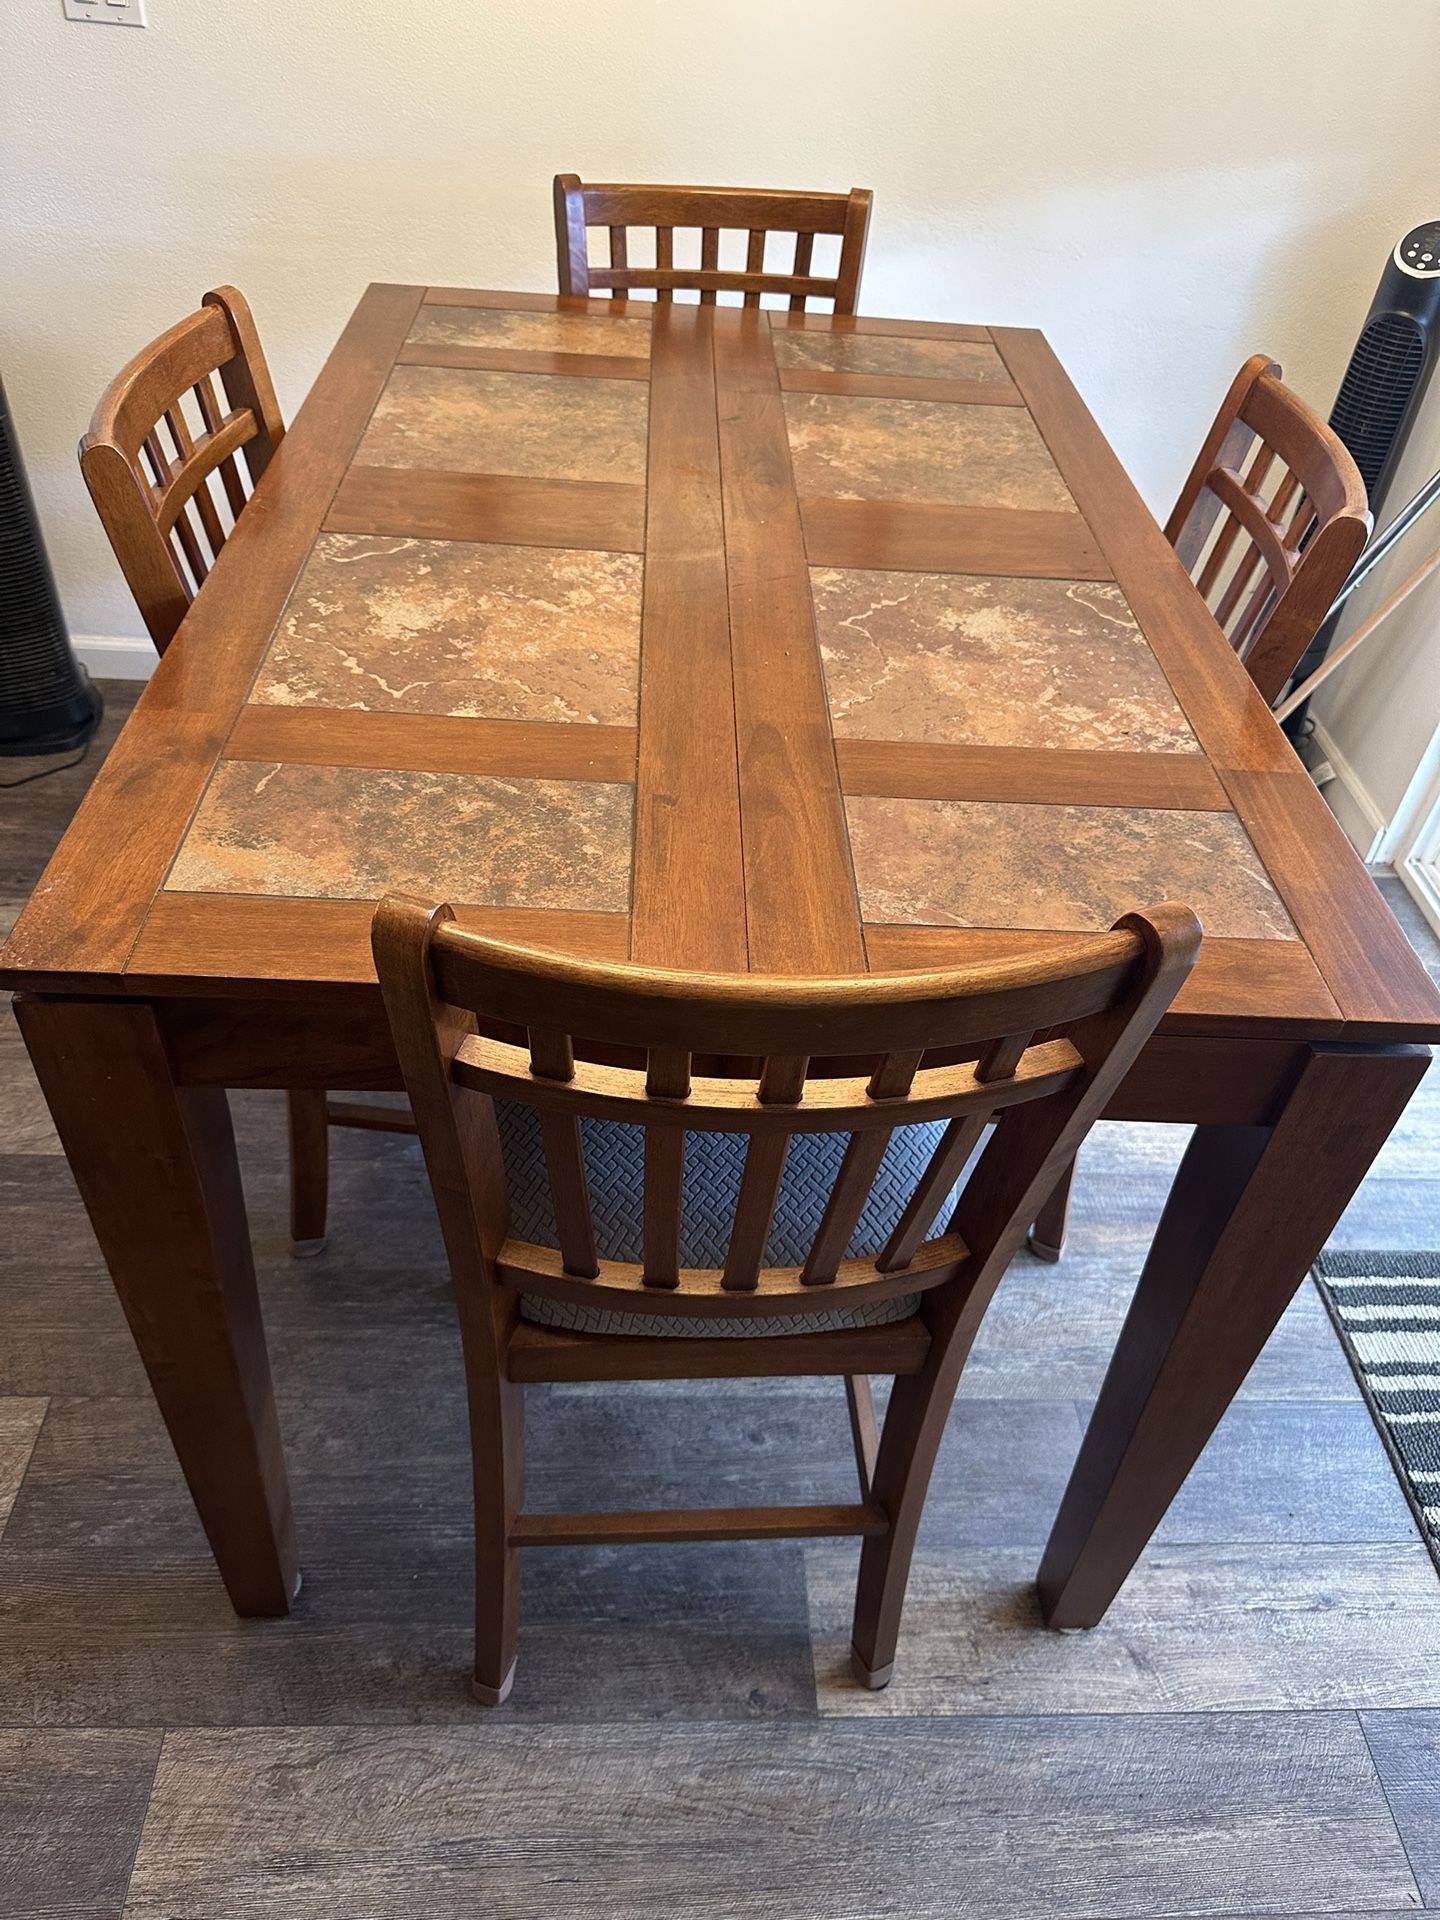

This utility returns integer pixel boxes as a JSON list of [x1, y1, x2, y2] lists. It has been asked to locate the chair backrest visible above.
[[553, 175, 872, 313], [374, 896, 1200, 1331], [1164, 354, 1370, 706], [79, 286, 285, 655]]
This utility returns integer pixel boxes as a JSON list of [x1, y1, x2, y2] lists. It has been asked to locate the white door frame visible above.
[[1394, 722, 1440, 941]]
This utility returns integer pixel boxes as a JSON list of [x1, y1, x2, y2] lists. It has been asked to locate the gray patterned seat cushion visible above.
[[495, 1102, 945, 1337]]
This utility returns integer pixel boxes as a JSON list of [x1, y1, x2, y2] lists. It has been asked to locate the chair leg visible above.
[[472, 1376, 525, 1706], [849, 1356, 967, 1689], [286, 1089, 330, 1256], [1028, 1151, 1077, 1263]]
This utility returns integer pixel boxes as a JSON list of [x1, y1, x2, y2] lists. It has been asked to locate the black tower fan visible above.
[[1286, 219, 1440, 734], [0, 374, 102, 757]]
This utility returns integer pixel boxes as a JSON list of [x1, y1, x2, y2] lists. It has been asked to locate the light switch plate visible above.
[[62, 0, 147, 24]]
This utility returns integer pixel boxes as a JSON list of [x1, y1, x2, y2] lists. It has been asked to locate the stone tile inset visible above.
[[407, 305, 652, 358], [357, 366, 648, 485], [847, 796, 1296, 940], [813, 568, 1199, 753], [253, 535, 642, 725], [167, 762, 633, 912], [773, 331, 1011, 383], [784, 391, 1073, 510]]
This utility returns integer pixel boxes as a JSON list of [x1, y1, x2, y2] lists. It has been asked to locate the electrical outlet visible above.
[[62, 0, 146, 25]]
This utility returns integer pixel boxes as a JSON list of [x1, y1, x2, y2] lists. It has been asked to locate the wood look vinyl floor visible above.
[[1, 683, 1437, 1916]]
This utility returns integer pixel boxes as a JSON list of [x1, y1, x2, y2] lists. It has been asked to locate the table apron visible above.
[[119, 993, 1326, 1127]]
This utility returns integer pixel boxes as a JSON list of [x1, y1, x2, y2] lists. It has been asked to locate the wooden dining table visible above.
[[5, 281, 1437, 1630]]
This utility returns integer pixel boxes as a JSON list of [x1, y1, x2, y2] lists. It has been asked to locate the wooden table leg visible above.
[[1028, 1151, 1077, 1262], [15, 994, 299, 1616], [1037, 1040, 1430, 1628]]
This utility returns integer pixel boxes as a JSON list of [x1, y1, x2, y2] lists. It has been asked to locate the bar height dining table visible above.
[[4, 282, 1436, 1626]]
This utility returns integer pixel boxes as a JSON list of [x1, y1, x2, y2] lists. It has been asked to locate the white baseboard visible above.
[[1310, 718, 1389, 863], [73, 634, 155, 681]]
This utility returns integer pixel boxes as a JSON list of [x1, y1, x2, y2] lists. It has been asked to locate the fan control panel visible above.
[[1396, 222, 1440, 278]]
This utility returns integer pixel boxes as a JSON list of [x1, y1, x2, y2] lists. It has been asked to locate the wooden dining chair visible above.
[[79, 287, 414, 1255], [1027, 356, 1369, 1265], [553, 175, 873, 312], [374, 892, 1200, 1704], [1165, 353, 1370, 707]]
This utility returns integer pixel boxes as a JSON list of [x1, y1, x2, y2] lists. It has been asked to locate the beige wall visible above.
[[4, 0, 1438, 825]]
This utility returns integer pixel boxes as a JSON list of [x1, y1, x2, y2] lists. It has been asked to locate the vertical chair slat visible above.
[[1195, 504, 1246, 600], [868, 1048, 925, 1098], [163, 405, 194, 461], [529, 1028, 575, 1081], [529, 1025, 596, 1278], [744, 229, 765, 307], [1269, 466, 1302, 535], [791, 231, 814, 310], [1214, 539, 1267, 635], [876, 1111, 992, 1273], [975, 1031, 1033, 1084], [194, 374, 250, 517], [722, 1131, 791, 1290], [171, 506, 209, 586], [609, 225, 628, 276], [643, 1125, 684, 1287], [189, 474, 229, 559], [1285, 497, 1319, 553], [655, 226, 673, 303], [646, 1045, 692, 1099], [700, 227, 719, 305], [804, 1049, 924, 1285], [215, 453, 249, 520], [539, 1111, 599, 1279], [141, 432, 171, 495], [801, 1128, 895, 1284], [723, 1049, 808, 1289], [1240, 435, 1276, 498], [192, 372, 224, 432], [1231, 572, 1278, 653], [758, 1053, 808, 1104]]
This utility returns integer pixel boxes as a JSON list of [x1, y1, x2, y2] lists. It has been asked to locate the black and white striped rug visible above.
[[1314, 1250, 1440, 1571]]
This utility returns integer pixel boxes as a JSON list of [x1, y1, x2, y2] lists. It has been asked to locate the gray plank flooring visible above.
[[1363, 1710, 1440, 1906], [0, 682, 1437, 1914], [0, 1400, 47, 1542], [118, 1718, 1420, 1920], [0, 1728, 160, 1920]]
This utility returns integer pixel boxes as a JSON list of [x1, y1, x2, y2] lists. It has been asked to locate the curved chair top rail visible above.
[[78, 285, 284, 653], [554, 173, 872, 312], [423, 910, 1148, 1058], [1165, 353, 1370, 706], [374, 895, 1201, 1314]]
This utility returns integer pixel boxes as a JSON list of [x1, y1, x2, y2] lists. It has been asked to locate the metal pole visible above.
[[1322, 468, 1440, 624]]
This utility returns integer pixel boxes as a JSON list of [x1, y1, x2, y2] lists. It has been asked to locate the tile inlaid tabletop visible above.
[[783, 390, 1073, 509], [812, 569, 1199, 753], [846, 797, 1295, 939], [7, 281, 1440, 1055], [253, 535, 643, 724], [771, 328, 1012, 383], [357, 365, 649, 484], [167, 761, 634, 912], [404, 304, 654, 359]]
